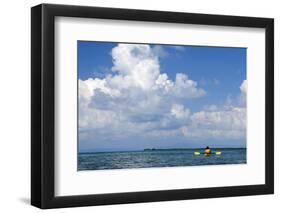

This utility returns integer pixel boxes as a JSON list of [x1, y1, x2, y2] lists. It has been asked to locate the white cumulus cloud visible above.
[[79, 44, 205, 133], [180, 80, 247, 140]]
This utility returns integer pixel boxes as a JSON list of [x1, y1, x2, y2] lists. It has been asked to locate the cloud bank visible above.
[[79, 44, 246, 150]]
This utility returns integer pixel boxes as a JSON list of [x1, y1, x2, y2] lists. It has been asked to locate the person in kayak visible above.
[[204, 146, 212, 155]]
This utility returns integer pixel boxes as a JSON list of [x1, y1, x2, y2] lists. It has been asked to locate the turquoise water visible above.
[[78, 148, 246, 171]]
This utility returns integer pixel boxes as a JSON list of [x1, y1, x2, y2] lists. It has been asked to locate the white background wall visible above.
[[0, 0, 279, 212]]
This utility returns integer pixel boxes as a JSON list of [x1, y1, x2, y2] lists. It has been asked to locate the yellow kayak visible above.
[[194, 151, 221, 155]]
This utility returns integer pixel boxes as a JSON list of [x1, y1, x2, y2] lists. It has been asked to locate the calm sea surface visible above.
[[78, 148, 246, 171]]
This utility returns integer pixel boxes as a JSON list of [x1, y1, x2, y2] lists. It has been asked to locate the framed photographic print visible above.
[[31, 3, 274, 209]]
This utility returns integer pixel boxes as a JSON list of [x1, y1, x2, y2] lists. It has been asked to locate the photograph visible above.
[[78, 41, 247, 171]]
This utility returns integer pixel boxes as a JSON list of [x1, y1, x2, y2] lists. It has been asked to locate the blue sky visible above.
[[78, 41, 247, 152]]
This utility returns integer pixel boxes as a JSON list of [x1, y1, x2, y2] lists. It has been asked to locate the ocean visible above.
[[78, 148, 246, 171]]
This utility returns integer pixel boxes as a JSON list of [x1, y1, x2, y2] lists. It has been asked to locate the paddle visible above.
[[194, 151, 221, 155]]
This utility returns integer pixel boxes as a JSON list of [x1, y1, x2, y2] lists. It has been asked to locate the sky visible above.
[[78, 41, 247, 152]]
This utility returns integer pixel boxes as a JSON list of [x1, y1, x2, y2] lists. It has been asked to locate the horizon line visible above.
[[79, 147, 247, 154]]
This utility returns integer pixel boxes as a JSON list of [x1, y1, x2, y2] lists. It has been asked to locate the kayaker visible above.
[[204, 146, 211, 155]]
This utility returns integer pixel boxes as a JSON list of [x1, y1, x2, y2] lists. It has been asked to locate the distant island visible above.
[[143, 148, 157, 151]]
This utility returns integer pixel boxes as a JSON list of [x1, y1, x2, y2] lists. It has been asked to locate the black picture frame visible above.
[[31, 3, 274, 209]]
